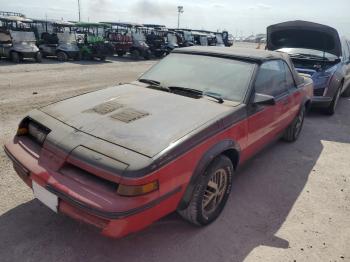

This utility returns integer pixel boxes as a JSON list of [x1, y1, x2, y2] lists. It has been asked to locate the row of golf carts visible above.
[[0, 12, 234, 63]]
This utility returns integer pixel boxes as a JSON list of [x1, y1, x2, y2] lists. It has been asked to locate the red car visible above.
[[4, 47, 313, 238]]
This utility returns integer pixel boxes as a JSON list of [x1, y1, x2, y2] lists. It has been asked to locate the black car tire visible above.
[[341, 84, 350, 97], [130, 49, 140, 60], [11, 52, 20, 63], [35, 52, 42, 63], [283, 104, 305, 142], [99, 56, 106, 61], [143, 50, 151, 60], [324, 85, 342, 115], [117, 51, 125, 57], [178, 155, 233, 226], [57, 51, 67, 62]]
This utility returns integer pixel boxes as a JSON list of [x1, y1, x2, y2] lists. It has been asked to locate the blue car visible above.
[[267, 20, 350, 114]]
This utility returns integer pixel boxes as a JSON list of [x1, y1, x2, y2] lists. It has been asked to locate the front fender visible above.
[[177, 139, 240, 210]]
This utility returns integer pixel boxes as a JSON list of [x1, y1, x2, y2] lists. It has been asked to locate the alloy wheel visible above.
[[202, 168, 228, 218]]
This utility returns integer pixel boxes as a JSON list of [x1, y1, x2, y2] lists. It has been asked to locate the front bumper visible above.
[[311, 96, 333, 108], [4, 138, 183, 238]]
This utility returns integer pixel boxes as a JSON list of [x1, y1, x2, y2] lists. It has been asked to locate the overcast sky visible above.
[[1, 0, 349, 37]]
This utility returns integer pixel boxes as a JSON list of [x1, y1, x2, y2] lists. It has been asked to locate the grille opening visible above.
[[60, 164, 118, 193]]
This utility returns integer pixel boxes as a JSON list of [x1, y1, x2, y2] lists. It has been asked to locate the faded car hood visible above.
[[267, 20, 341, 57], [40, 83, 234, 157]]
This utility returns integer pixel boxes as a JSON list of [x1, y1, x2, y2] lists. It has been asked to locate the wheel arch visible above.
[[177, 139, 240, 210]]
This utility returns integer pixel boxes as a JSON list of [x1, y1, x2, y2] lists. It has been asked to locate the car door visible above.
[[283, 60, 303, 122], [244, 60, 290, 158]]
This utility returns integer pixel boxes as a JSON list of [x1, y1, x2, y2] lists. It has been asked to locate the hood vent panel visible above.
[[111, 108, 149, 123], [92, 100, 124, 115]]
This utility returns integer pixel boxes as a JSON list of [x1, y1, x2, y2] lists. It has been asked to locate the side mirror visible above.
[[253, 93, 276, 106]]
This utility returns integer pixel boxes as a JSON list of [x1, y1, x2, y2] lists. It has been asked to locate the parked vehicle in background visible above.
[[170, 29, 194, 47], [5, 47, 313, 239], [140, 26, 168, 58], [73, 22, 112, 61], [32, 19, 80, 61], [223, 31, 234, 47], [165, 31, 179, 52], [194, 30, 217, 46], [0, 14, 42, 63], [191, 31, 209, 46], [108, 22, 151, 60], [103, 22, 133, 57], [267, 20, 350, 114]]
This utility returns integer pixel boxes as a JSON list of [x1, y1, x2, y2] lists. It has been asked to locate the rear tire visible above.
[[283, 104, 305, 142], [177, 155, 233, 226], [35, 52, 42, 63], [11, 52, 20, 63], [57, 51, 67, 62], [117, 51, 125, 57]]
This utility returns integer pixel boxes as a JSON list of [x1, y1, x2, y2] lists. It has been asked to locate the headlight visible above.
[[117, 181, 159, 196], [17, 118, 50, 145]]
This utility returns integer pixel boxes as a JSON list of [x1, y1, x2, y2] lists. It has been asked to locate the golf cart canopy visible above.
[[267, 20, 342, 57], [74, 22, 109, 28], [32, 19, 74, 27], [0, 15, 32, 23], [100, 22, 143, 28]]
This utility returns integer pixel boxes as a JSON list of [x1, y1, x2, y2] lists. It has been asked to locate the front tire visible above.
[[178, 155, 233, 226], [35, 52, 42, 63], [324, 85, 342, 115], [11, 52, 20, 63], [57, 51, 67, 62]]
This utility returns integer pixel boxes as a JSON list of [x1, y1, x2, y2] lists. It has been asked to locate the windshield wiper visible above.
[[168, 86, 224, 104], [139, 78, 161, 86], [138, 79, 170, 92]]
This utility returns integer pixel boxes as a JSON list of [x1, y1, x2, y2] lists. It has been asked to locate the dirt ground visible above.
[[0, 54, 349, 262]]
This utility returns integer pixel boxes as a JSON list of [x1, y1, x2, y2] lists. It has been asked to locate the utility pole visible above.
[[78, 0, 81, 21], [177, 6, 184, 29]]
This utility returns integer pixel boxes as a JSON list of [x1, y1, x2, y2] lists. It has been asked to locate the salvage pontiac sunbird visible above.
[[4, 47, 313, 238]]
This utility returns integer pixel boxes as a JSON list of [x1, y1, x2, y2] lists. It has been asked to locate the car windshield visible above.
[[140, 53, 256, 102], [277, 48, 338, 61], [57, 32, 76, 43], [10, 30, 36, 42], [216, 34, 224, 44]]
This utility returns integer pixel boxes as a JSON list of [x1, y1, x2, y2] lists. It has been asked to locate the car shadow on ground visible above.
[[0, 98, 349, 262]]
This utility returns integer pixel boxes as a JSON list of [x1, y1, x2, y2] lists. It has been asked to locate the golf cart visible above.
[[191, 31, 209, 46], [32, 19, 80, 61], [0, 14, 42, 63], [102, 22, 134, 57], [165, 31, 179, 52], [195, 30, 217, 46], [138, 26, 168, 58], [170, 29, 195, 47], [222, 31, 234, 47], [73, 22, 112, 61]]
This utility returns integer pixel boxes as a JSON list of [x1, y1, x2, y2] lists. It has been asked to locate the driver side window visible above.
[[255, 60, 288, 97]]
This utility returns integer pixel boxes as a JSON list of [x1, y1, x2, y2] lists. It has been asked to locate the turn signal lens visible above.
[[117, 181, 159, 196], [17, 127, 29, 136]]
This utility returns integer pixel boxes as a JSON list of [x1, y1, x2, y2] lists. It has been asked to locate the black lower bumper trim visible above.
[[311, 96, 333, 108], [46, 185, 182, 219]]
